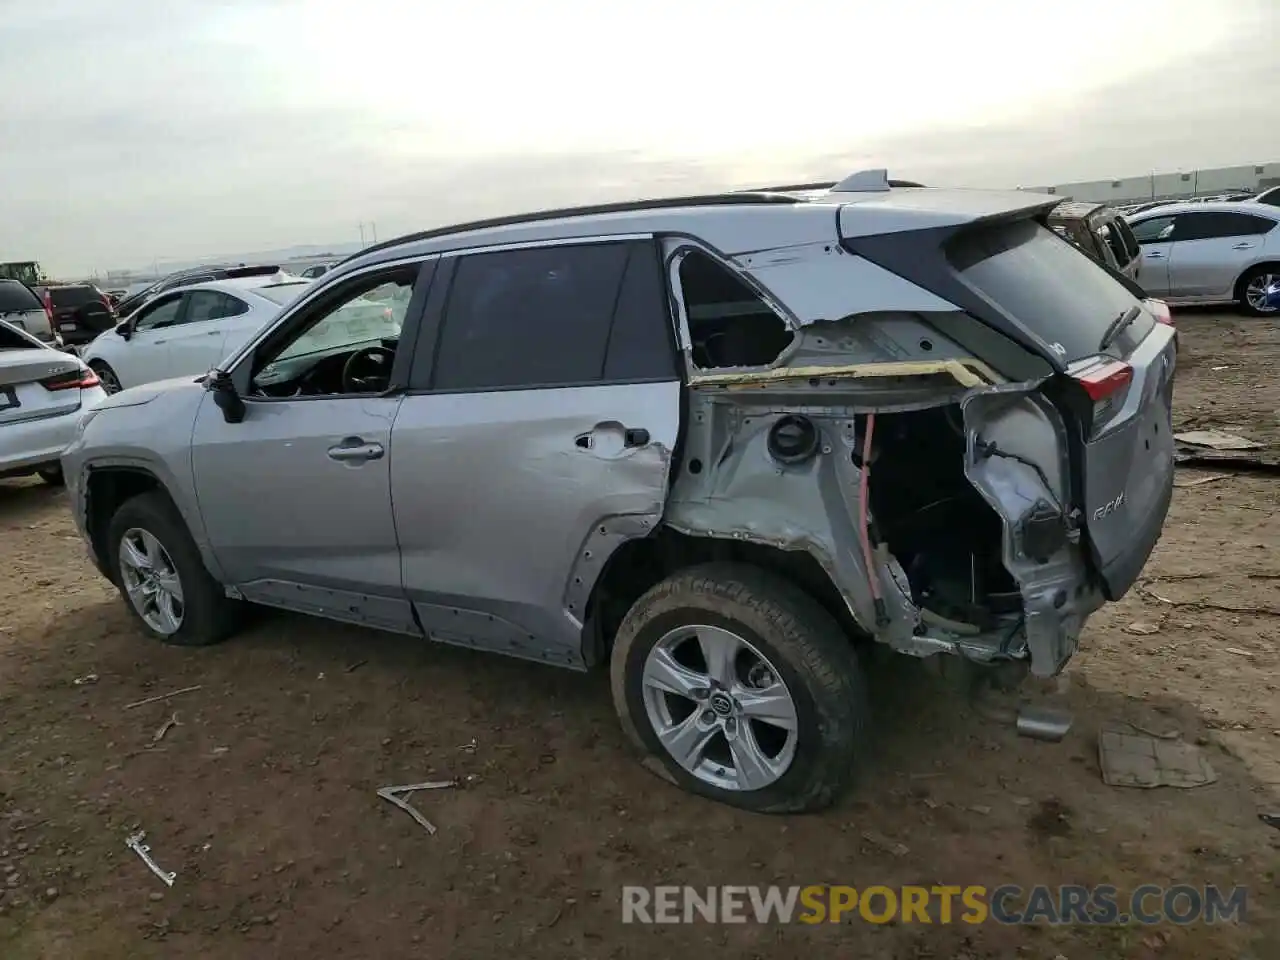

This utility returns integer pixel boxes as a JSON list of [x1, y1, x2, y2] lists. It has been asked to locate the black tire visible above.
[[89, 360, 122, 394], [1236, 264, 1280, 317], [105, 490, 240, 646], [609, 562, 868, 814], [36, 464, 64, 486]]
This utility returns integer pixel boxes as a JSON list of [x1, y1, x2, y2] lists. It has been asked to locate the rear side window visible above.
[[947, 220, 1151, 361], [1096, 222, 1131, 267], [1171, 211, 1276, 241], [430, 241, 676, 391], [1112, 217, 1140, 260], [48, 286, 102, 308], [0, 280, 43, 314]]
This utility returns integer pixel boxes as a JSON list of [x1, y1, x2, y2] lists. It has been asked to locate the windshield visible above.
[[255, 282, 310, 305], [947, 219, 1151, 360], [0, 280, 43, 314]]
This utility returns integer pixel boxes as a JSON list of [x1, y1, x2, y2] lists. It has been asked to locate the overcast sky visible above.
[[2, 0, 1277, 276]]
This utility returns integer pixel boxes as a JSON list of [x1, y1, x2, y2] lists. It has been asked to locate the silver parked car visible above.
[[62, 171, 1177, 812], [0, 278, 59, 346], [1127, 201, 1280, 315], [1, 318, 107, 484]]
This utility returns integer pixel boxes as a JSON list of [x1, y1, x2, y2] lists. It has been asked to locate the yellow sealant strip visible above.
[[688, 359, 1001, 390]]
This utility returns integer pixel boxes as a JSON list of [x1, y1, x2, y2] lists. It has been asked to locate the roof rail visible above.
[[338, 192, 801, 265]]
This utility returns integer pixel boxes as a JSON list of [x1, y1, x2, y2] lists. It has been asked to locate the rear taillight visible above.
[[1145, 298, 1174, 327], [1066, 357, 1133, 437], [42, 290, 53, 321], [40, 369, 100, 391]]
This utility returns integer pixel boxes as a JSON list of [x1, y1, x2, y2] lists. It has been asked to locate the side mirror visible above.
[[210, 372, 246, 424], [116, 320, 133, 341]]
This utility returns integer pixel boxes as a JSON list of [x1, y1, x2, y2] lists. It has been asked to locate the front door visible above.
[[114, 293, 185, 388], [391, 240, 681, 666], [163, 290, 242, 379], [190, 262, 428, 634], [1130, 215, 1175, 296]]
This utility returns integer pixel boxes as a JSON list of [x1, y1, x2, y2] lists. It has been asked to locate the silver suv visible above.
[[62, 171, 1178, 813]]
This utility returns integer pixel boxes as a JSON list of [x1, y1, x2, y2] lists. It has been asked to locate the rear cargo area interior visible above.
[[678, 251, 793, 368], [868, 405, 1020, 633]]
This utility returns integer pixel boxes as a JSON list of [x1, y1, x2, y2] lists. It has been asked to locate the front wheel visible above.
[[1237, 265, 1280, 317], [36, 465, 64, 486], [89, 360, 122, 394], [610, 563, 868, 814], [106, 491, 241, 646]]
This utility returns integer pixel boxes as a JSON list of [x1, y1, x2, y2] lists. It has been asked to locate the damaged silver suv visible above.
[[62, 170, 1177, 813]]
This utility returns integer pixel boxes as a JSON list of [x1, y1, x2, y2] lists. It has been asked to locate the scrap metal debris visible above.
[[1174, 430, 1262, 451], [124, 685, 202, 710], [1098, 724, 1217, 789], [1260, 813, 1280, 831], [73, 673, 99, 686], [1173, 473, 1234, 488], [151, 712, 181, 743], [1125, 621, 1161, 636], [126, 831, 177, 887], [376, 780, 457, 835]]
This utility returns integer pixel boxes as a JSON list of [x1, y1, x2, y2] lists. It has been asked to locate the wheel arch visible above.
[[1233, 259, 1280, 302], [84, 464, 224, 585], [579, 527, 865, 668]]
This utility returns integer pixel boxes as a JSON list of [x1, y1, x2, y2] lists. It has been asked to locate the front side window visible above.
[[250, 266, 417, 396], [1130, 216, 1175, 244], [429, 241, 674, 392], [133, 295, 184, 331]]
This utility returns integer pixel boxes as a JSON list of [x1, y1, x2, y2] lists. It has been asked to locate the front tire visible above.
[[1237, 265, 1280, 317], [106, 491, 240, 646], [610, 562, 868, 814], [36, 465, 64, 486], [89, 360, 122, 394]]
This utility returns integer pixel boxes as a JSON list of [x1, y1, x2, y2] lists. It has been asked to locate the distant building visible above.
[[1026, 162, 1280, 204]]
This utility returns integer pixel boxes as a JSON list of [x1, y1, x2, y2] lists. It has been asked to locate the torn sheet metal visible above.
[[1098, 726, 1217, 789]]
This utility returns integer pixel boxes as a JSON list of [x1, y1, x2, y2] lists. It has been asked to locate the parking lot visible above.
[[0, 311, 1277, 958]]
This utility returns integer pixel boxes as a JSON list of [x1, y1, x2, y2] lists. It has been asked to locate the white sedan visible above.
[[81, 277, 310, 394], [0, 318, 107, 484]]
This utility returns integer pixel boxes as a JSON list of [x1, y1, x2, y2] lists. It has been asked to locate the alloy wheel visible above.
[[1244, 272, 1279, 314], [118, 527, 185, 635], [641, 624, 799, 791]]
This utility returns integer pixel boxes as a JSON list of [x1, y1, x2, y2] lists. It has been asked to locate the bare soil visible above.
[[1, 311, 1277, 959]]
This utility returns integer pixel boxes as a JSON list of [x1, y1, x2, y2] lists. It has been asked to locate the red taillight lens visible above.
[[1066, 357, 1134, 438], [1074, 359, 1133, 401], [1145, 298, 1174, 327], [41, 369, 100, 391], [43, 290, 53, 320]]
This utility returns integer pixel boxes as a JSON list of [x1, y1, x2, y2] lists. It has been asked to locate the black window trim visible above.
[[403, 234, 682, 396], [222, 256, 438, 402]]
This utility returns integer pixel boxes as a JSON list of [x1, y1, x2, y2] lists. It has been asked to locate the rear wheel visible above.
[[610, 562, 868, 814], [89, 360, 122, 394], [106, 491, 240, 646], [1237, 265, 1280, 317]]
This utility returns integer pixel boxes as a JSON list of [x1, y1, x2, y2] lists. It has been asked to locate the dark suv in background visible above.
[[35, 283, 117, 346]]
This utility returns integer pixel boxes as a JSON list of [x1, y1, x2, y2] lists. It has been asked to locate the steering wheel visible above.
[[341, 346, 396, 393]]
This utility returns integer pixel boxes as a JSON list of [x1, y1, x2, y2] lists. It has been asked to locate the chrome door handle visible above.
[[1231, 242, 1255, 250], [153, 338, 167, 344], [1145, 253, 1165, 259], [206, 330, 221, 336], [327, 438, 384, 462]]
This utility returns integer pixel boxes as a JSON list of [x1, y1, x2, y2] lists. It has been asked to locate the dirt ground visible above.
[[1, 311, 1277, 959]]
